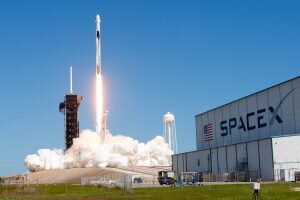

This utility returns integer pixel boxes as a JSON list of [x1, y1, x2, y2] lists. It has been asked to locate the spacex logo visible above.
[[269, 88, 296, 125], [218, 88, 297, 137]]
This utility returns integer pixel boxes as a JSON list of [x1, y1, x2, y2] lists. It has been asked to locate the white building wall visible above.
[[272, 135, 300, 181]]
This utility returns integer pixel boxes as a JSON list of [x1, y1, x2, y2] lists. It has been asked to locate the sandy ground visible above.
[[25, 166, 171, 184], [8, 166, 265, 188]]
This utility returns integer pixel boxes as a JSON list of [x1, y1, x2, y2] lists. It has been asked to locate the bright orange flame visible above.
[[96, 73, 103, 134]]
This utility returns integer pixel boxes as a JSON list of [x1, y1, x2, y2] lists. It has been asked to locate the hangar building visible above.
[[172, 76, 300, 181]]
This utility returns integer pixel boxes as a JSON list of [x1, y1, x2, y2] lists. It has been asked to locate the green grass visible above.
[[1, 183, 300, 199]]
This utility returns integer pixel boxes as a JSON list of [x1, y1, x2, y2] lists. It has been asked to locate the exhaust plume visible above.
[[24, 129, 173, 172]]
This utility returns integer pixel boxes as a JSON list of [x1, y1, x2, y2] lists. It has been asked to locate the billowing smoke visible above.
[[24, 130, 173, 172]]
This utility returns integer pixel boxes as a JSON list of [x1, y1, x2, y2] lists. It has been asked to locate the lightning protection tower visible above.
[[59, 65, 83, 149], [163, 112, 177, 154]]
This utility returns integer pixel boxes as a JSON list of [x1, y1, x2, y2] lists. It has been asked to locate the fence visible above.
[[0, 175, 26, 185], [274, 169, 300, 182], [81, 174, 132, 193], [180, 171, 258, 183], [295, 172, 300, 182]]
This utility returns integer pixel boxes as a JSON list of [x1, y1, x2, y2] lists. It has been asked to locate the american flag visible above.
[[203, 124, 213, 141]]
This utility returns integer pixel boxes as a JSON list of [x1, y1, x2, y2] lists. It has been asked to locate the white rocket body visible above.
[[96, 14, 101, 75]]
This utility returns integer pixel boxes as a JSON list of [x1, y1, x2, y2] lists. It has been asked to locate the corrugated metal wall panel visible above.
[[199, 150, 210, 172], [247, 141, 260, 175], [293, 78, 300, 133], [268, 87, 282, 136], [172, 154, 178, 172], [227, 145, 236, 172], [236, 143, 247, 163], [195, 116, 203, 150], [184, 154, 188, 172], [256, 91, 270, 139], [280, 82, 295, 135], [176, 154, 184, 173], [215, 108, 224, 147], [211, 148, 218, 173], [239, 99, 249, 142], [247, 95, 259, 140], [186, 151, 200, 172], [230, 102, 241, 144], [202, 113, 209, 149], [259, 139, 273, 181], [218, 147, 227, 173], [208, 111, 217, 148], [222, 106, 231, 145]]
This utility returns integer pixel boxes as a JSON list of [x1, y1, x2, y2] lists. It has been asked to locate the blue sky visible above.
[[0, 0, 300, 175]]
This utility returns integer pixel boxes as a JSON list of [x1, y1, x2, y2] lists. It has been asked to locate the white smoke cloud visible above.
[[24, 129, 173, 172]]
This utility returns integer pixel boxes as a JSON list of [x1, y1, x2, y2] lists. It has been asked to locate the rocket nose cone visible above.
[[96, 14, 100, 21]]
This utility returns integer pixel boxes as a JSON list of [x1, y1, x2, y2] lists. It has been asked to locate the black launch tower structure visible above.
[[59, 66, 82, 149]]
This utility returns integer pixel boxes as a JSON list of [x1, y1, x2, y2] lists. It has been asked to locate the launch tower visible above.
[[59, 66, 82, 149]]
